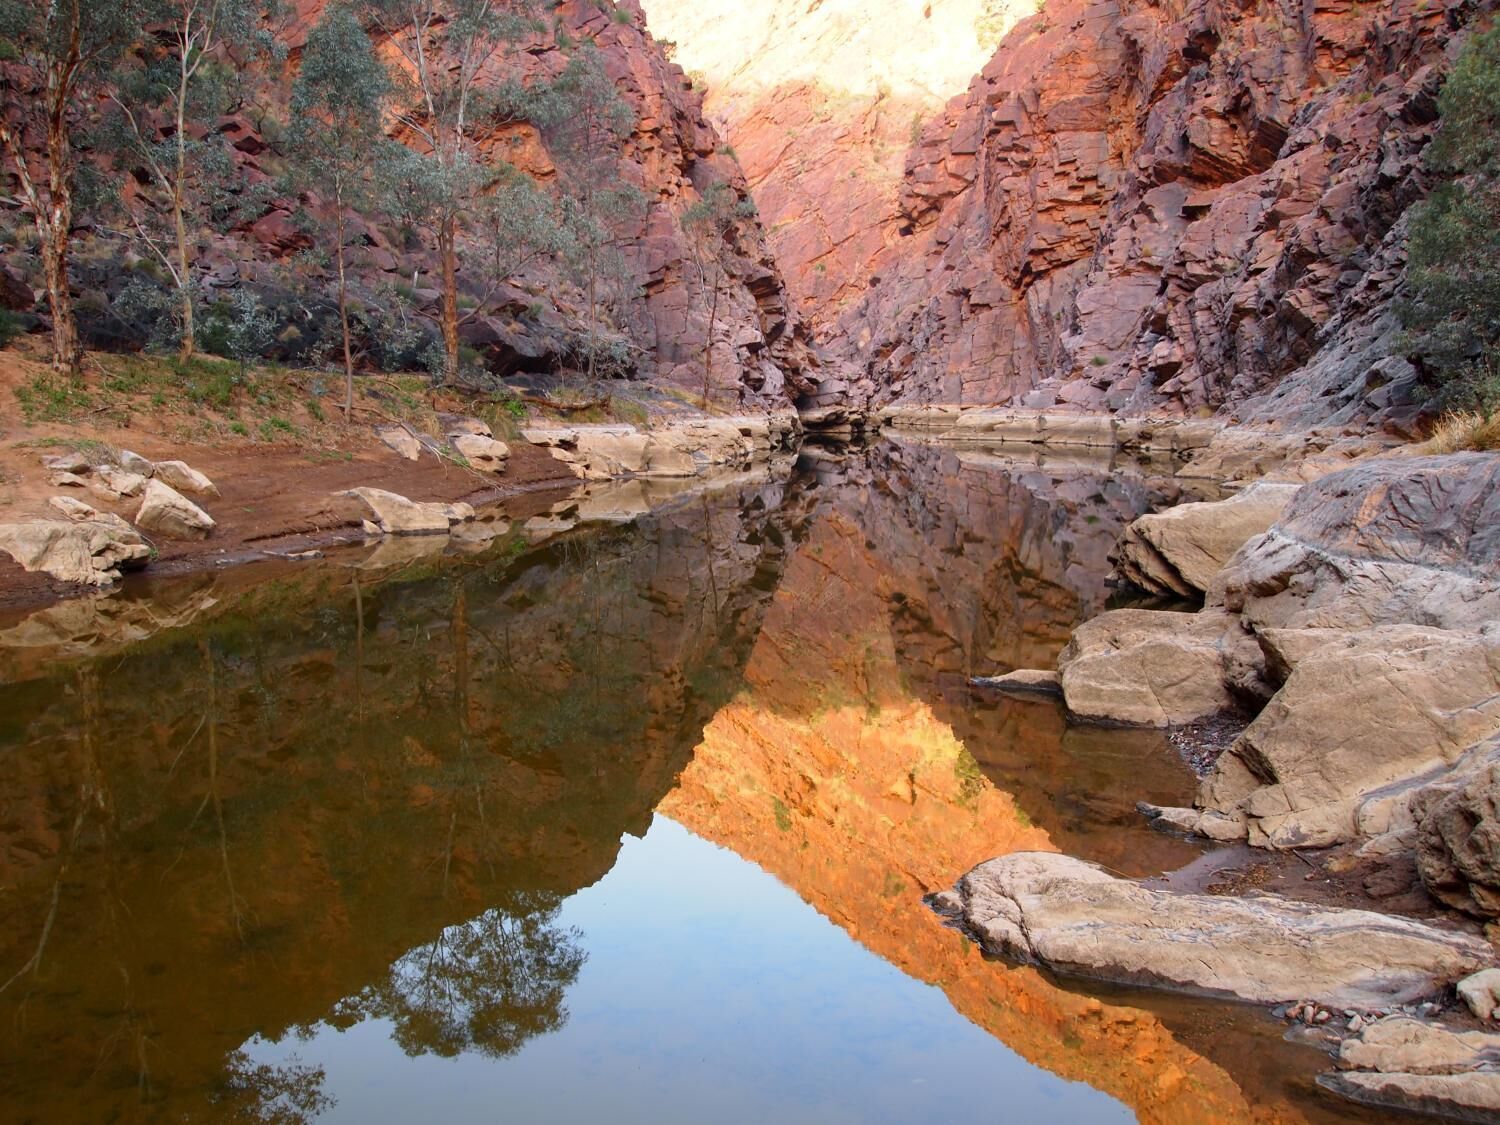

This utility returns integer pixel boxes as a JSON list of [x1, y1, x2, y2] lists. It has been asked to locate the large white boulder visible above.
[[135, 479, 215, 540]]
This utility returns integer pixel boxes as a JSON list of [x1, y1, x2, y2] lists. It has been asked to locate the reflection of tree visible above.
[[212, 1051, 333, 1123], [334, 892, 586, 1060]]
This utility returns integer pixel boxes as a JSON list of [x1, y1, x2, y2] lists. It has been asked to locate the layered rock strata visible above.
[[830, 0, 1487, 426]]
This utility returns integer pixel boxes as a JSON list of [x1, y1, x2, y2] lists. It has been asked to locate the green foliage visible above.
[[15, 371, 95, 423], [1400, 26, 1500, 415], [0, 308, 21, 349]]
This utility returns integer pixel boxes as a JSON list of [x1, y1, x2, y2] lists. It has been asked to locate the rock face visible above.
[[135, 480, 216, 541], [945, 852, 1493, 1009], [1213, 454, 1500, 632], [1117, 456, 1500, 860], [827, 0, 1477, 425], [1114, 483, 1299, 599], [1414, 738, 1500, 918], [0, 520, 151, 586], [1199, 626, 1500, 848], [638, 0, 1031, 346], [2, 0, 815, 406]]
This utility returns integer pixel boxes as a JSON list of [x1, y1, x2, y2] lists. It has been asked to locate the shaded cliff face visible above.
[[4, 0, 815, 403], [833, 0, 1486, 423], [0, 475, 812, 1120], [638, 0, 1036, 340]]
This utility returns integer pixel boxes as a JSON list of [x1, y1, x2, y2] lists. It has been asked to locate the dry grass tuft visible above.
[[1424, 411, 1500, 453]]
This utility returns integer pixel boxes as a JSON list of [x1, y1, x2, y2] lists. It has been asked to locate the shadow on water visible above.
[[0, 442, 1392, 1122]]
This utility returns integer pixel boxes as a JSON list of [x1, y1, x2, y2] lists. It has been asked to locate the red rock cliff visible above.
[[831, 0, 1492, 425]]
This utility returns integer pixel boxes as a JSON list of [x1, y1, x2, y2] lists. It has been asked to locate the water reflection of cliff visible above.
[[662, 444, 1330, 1123], [0, 471, 811, 1121]]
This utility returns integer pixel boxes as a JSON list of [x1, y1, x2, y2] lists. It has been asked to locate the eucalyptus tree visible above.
[[364, 0, 540, 385], [103, 0, 270, 361], [1401, 25, 1500, 415], [682, 182, 755, 408], [537, 42, 642, 381], [287, 5, 390, 419], [0, 0, 151, 373]]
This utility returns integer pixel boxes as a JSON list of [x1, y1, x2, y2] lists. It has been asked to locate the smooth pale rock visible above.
[[948, 852, 1492, 1009], [48, 496, 135, 535], [1212, 454, 1500, 632], [1189, 625, 1500, 849], [90, 465, 148, 499], [41, 451, 90, 474], [338, 487, 470, 536], [152, 459, 218, 497], [135, 479, 215, 540], [1139, 803, 1249, 842], [970, 668, 1063, 697], [1338, 1016, 1500, 1073], [1458, 969, 1500, 1020], [1320, 1070, 1500, 1121], [439, 414, 491, 438], [1057, 608, 1239, 726], [452, 433, 511, 473], [1115, 483, 1299, 598], [117, 449, 154, 475], [0, 519, 151, 586], [376, 425, 422, 461]]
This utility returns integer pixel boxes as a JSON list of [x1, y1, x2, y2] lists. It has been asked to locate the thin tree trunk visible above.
[[336, 204, 354, 421], [2, 51, 82, 374], [174, 74, 195, 360], [702, 273, 720, 410], [586, 259, 597, 382], [439, 214, 460, 386]]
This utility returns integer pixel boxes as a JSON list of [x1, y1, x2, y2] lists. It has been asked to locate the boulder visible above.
[[0, 519, 151, 586], [338, 487, 472, 535], [117, 450, 154, 475], [1114, 482, 1299, 598], [942, 852, 1492, 1009], [89, 465, 148, 499], [452, 433, 511, 473], [48, 496, 136, 536], [1458, 969, 1500, 1020], [1179, 626, 1500, 849], [135, 479, 215, 540], [1212, 454, 1500, 632], [376, 425, 422, 461], [1056, 608, 1240, 726], [1413, 737, 1500, 918], [1320, 1017, 1500, 1120], [41, 451, 91, 474], [152, 459, 219, 497]]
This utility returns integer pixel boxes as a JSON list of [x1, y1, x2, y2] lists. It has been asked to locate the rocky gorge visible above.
[[3, 0, 1500, 1119]]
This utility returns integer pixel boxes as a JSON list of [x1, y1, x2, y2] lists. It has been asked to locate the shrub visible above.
[[0, 308, 21, 349], [1400, 26, 1500, 416]]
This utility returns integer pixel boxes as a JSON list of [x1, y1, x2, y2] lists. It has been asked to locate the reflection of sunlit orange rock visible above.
[[662, 512, 1309, 1123]]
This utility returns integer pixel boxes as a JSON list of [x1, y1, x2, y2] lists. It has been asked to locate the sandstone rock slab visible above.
[[1057, 608, 1240, 726], [135, 479, 215, 540], [944, 852, 1492, 1009], [0, 520, 151, 586], [452, 433, 511, 473], [152, 459, 219, 497], [1115, 482, 1299, 598], [338, 487, 471, 536]]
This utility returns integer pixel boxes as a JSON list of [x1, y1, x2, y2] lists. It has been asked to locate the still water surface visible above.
[[0, 442, 1383, 1122]]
